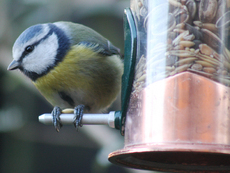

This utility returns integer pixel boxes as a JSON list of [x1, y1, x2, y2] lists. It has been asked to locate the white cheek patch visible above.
[[22, 33, 59, 74], [12, 24, 50, 61]]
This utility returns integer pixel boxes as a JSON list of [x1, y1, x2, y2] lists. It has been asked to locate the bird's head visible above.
[[8, 23, 70, 81]]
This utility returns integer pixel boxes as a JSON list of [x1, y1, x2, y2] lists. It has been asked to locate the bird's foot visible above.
[[51, 106, 62, 132], [73, 104, 85, 131]]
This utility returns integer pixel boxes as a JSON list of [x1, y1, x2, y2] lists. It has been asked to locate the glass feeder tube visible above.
[[109, 0, 230, 172]]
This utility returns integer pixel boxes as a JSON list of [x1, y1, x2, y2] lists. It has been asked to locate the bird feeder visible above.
[[108, 0, 230, 172], [39, 0, 230, 172]]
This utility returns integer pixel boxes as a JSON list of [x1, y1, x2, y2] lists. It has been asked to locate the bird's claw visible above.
[[51, 106, 62, 132], [73, 104, 85, 131]]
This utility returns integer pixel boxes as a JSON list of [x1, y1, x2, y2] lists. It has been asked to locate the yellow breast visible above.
[[33, 45, 123, 111]]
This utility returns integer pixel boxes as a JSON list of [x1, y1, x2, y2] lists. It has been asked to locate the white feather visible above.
[[54, 22, 70, 36]]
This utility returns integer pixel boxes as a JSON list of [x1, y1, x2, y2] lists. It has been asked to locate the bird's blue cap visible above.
[[15, 24, 43, 45]]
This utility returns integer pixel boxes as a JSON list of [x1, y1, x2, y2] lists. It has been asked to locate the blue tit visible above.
[[8, 21, 123, 132]]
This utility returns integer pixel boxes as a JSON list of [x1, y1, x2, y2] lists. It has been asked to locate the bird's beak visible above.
[[7, 60, 20, 71]]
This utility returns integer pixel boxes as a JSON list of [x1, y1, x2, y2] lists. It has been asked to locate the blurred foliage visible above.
[[0, 0, 148, 173]]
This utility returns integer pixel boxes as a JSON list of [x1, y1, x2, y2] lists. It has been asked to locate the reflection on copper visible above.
[[142, 72, 230, 144], [109, 72, 230, 172]]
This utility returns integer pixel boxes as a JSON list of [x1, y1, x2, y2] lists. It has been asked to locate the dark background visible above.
[[0, 0, 156, 173]]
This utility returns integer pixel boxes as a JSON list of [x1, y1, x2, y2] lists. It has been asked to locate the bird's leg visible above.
[[51, 106, 62, 132], [73, 104, 85, 130]]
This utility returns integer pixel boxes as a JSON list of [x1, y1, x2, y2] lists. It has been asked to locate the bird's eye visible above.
[[25, 45, 34, 53]]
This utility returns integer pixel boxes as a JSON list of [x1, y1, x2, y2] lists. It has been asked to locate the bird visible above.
[[7, 21, 123, 132]]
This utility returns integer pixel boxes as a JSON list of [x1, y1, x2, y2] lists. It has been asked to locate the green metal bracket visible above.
[[115, 8, 137, 136]]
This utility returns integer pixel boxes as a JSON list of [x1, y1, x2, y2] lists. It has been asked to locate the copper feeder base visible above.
[[108, 144, 230, 172], [109, 72, 230, 172]]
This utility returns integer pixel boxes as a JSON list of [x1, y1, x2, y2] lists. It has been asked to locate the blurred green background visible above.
[[0, 0, 156, 173]]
